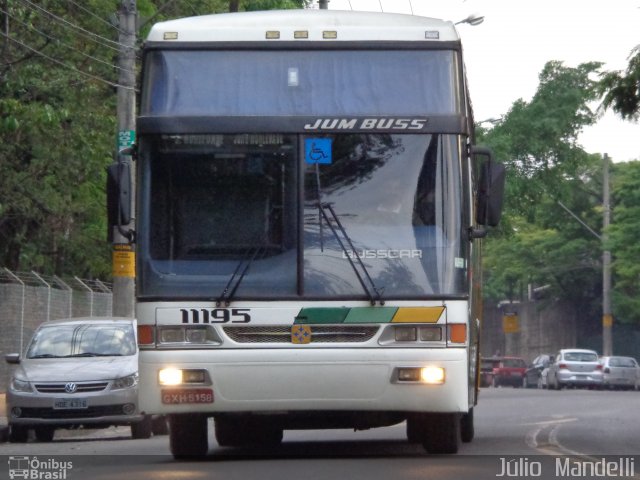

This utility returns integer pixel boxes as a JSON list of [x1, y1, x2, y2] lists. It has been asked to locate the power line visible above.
[[0, 7, 135, 75], [65, 0, 125, 34], [16, 0, 128, 52], [0, 30, 136, 91]]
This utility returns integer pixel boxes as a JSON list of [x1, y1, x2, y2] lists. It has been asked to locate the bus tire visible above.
[[169, 414, 209, 459], [422, 413, 460, 454], [406, 415, 426, 444], [460, 409, 474, 443]]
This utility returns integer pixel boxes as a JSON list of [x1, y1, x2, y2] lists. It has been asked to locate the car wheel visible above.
[[152, 415, 169, 436], [131, 415, 153, 439], [169, 414, 209, 458], [9, 425, 29, 443], [34, 426, 55, 442], [422, 413, 461, 454]]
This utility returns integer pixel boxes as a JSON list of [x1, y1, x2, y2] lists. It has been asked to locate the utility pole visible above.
[[602, 153, 613, 356], [112, 0, 137, 318], [557, 152, 613, 356]]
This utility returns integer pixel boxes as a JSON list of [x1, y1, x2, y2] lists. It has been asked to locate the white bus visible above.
[[110, 9, 505, 458]]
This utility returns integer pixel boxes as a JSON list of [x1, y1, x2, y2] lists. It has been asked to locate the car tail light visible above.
[[595, 364, 603, 371], [558, 363, 568, 369]]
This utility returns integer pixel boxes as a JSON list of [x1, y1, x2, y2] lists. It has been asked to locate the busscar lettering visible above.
[[304, 118, 427, 131]]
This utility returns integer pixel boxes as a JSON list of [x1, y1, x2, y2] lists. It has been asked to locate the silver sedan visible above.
[[601, 356, 640, 390], [5, 317, 153, 442], [546, 349, 604, 389]]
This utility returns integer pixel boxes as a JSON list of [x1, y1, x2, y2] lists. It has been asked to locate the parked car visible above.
[[4, 317, 156, 442], [491, 356, 528, 387], [600, 356, 640, 390], [538, 366, 550, 389], [479, 357, 501, 387], [523, 354, 554, 388], [546, 348, 603, 390]]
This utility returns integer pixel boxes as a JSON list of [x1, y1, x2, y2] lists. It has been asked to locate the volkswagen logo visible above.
[[64, 383, 78, 393]]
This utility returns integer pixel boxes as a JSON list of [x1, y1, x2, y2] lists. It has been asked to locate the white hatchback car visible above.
[[546, 348, 603, 390], [600, 356, 640, 390], [5, 317, 154, 442]]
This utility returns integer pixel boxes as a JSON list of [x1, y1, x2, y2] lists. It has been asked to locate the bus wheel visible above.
[[422, 413, 460, 454], [406, 415, 426, 444], [168, 414, 209, 459], [460, 409, 474, 443]]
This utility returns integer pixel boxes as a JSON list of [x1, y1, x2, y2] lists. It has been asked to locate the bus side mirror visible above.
[[473, 146, 505, 227], [107, 160, 132, 241]]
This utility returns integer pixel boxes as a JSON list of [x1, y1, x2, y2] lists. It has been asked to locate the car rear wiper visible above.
[[319, 203, 384, 306], [216, 246, 264, 307]]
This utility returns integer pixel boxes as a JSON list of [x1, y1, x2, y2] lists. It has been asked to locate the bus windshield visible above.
[[141, 49, 461, 117], [138, 133, 467, 300]]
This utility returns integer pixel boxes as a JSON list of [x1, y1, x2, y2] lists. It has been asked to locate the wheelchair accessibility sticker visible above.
[[305, 138, 332, 164]]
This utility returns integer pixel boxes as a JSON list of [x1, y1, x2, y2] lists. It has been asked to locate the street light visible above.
[[455, 13, 485, 26]]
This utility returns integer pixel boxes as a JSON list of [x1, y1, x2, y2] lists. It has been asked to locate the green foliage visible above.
[[608, 161, 640, 323], [598, 46, 640, 121], [0, 0, 309, 279], [480, 61, 604, 320]]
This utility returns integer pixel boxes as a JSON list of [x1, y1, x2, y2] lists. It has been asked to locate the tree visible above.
[[479, 61, 605, 330], [598, 46, 640, 121], [0, 0, 310, 278], [607, 161, 640, 324]]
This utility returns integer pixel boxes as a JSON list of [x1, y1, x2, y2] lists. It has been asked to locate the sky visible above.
[[321, 0, 640, 163]]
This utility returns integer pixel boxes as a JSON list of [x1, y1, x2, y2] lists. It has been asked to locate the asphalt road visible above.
[[2, 388, 639, 480]]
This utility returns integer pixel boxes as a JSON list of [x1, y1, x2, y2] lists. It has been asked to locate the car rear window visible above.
[[502, 359, 526, 368], [609, 357, 638, 368], [564, 352, 598, 362]]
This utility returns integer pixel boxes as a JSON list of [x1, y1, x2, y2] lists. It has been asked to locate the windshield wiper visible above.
[[30, 354, 61, 359], [65, 352, 123, 357], [216, 246, 264, 307], [320, 203, 384, 306]]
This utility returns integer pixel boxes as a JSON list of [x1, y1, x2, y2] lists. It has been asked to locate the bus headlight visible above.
[[158, 368, 208, 386], [157, 325, 222, 346], [396, 366, 445, 384], [158, 368, 183, 386], [420, 366, 445, 384]]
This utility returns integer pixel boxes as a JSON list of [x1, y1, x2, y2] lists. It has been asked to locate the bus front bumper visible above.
[[138, 348, 471, 415]]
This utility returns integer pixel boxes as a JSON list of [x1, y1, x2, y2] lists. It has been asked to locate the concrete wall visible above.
[[481, 300, 577, 362]]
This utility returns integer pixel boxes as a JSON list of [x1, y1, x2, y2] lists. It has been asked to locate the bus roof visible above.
[[146, 9, 459, 44]]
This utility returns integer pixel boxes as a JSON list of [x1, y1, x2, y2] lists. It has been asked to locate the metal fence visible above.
[[0, 268, 113, 392]]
